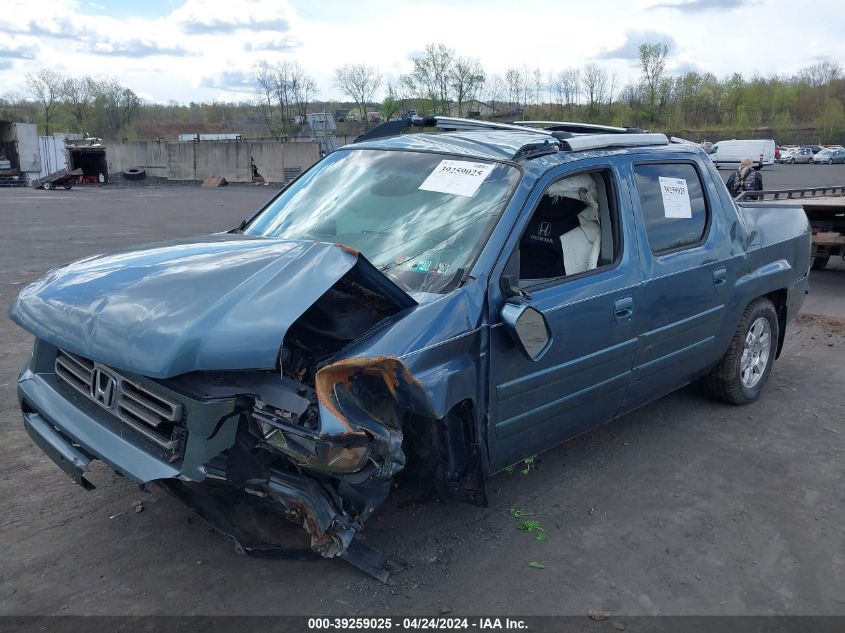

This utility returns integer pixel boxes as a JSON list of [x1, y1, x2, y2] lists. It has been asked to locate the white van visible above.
[[707, 139, 776, 170]]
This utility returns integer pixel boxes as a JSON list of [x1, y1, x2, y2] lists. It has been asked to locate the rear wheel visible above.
[[63, 182, 73, 190], [700, 298, 778, 405], [812, 255, 830, 270]]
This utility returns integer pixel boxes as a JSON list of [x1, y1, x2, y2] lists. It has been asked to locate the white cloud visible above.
[[0, 0, 843, 103]]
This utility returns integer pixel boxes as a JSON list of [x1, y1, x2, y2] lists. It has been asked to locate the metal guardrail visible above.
[[735, 185, 845, 201]]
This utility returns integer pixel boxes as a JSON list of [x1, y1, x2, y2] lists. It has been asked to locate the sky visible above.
[[0, 0, 843, 104]]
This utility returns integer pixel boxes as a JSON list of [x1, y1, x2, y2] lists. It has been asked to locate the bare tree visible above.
[[532, 68, 543, 111], [582, 63, 609, 116], [450, 56, 485, 117], [504, 68, 522, 115], [561, 67, 581, 117], [254, 60, 277, 136], [799, 60, 842, 87], [334, 64, 382, 127], [26, 68, 64, 135], [410, 43, 455, 114], [520, 66, 532, 114], [638, 42, 670, 111], [273, 61, 297, 134], [485, 73, 504, 116], [290, 64, 318, 122]]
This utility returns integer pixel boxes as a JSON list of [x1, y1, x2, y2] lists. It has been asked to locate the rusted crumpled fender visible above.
[[313, 355, 437, 480]]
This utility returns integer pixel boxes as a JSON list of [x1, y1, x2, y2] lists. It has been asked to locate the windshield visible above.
[[244, 148, 520, 294]]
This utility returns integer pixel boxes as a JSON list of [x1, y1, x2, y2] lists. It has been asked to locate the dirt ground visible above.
[[1, 180, 844, 617]]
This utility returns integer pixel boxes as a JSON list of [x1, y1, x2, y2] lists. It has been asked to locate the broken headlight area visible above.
[[251, 404, 372, 474], [167, 355, 429, 568]]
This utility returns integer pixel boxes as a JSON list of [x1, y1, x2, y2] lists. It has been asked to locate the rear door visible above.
[[485, 162, 643, 471], [620, 157, 737, 413]]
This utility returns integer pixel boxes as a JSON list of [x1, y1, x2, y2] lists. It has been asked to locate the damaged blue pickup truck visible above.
[[11, 119, 810, 578]]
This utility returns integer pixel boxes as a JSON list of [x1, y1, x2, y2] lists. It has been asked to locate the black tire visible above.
[[700, 297, 779, 405], [789, 158, 795, 164], [63, 182, 73, 190], [812, 256, 829, 270], [42, 181, 52, 190], [122, 167, 146, 181]]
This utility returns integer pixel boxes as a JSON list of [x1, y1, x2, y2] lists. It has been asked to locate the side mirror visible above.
[[501, 302, 552, 361]]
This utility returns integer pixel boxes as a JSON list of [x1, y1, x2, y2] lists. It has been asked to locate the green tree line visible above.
[[3, 44, 843, 143]]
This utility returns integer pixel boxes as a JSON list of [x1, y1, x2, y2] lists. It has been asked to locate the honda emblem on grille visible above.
[[92, 368, 117, 408]]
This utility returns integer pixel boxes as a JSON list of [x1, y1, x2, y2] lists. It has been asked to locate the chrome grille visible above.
[[54, 349, 183, 451]]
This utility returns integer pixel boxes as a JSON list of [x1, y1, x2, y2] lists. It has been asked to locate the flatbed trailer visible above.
[[31, 168, 83, 191], [737, 186, 845, 270]]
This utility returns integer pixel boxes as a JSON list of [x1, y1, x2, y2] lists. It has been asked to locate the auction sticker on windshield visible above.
[[658, 176, 692, 218], [419, 160, 495, 197]]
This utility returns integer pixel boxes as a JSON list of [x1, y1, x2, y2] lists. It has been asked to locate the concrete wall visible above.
[[104, 139, 320, 183], [104, 140, 168, 177]]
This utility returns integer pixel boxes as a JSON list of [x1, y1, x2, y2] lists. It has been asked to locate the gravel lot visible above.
[[1, 164, 844, 617]]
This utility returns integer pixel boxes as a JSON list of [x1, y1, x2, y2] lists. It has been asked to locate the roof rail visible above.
[[511, 121, 646, 135], [434, 117, 551, 135], [559, 133, 669, 152]]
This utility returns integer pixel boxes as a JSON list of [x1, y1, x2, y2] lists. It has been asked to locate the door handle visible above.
[[713, 267, 727, 288], [614, 296, 634, 323]]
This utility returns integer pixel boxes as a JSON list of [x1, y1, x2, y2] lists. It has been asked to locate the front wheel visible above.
[[700, 298, 778, 405], [789, 158, 795, 164]]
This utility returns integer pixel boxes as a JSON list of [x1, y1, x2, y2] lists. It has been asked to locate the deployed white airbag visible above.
[[547, 174, 601, 275]]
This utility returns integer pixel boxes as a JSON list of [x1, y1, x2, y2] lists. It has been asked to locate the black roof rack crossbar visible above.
[[434, 117, 552, 135]]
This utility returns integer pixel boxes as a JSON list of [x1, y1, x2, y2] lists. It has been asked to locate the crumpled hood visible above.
[[9, 234, 415, 378]]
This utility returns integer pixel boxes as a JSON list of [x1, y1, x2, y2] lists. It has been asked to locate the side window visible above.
[[633, 163, 709, 254], [519, 170, 618, 284]]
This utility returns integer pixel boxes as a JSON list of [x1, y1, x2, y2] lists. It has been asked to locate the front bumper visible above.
[[18, 369, 181, 487], [16, 343, 393, 573]]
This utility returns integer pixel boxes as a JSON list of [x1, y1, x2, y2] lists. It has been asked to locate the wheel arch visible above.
[[763, 288, 787, 358], [402, 398, 487, 507]]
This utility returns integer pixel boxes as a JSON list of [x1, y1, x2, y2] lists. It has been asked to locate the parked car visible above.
[[803, 144, 824, 154], [10, 120, 811, 578], [776, 147, 797, 163], [785, 147, 815, 164], [707, 138, 776, 169], [811, 148, 845, 164]]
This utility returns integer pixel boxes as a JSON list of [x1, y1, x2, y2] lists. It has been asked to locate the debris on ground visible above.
[[201, 176, 228, 187], [588, 608, 610, 621]]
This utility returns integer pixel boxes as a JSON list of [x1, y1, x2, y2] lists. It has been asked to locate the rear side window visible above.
[[633, 163, 709, 254]]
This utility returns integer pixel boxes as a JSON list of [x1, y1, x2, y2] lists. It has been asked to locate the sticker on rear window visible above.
[[418, 160, 495, 197], [658, 176, 692, 219]]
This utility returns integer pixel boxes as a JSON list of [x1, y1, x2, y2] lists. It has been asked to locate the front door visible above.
[[486, 164, 642, 472]]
